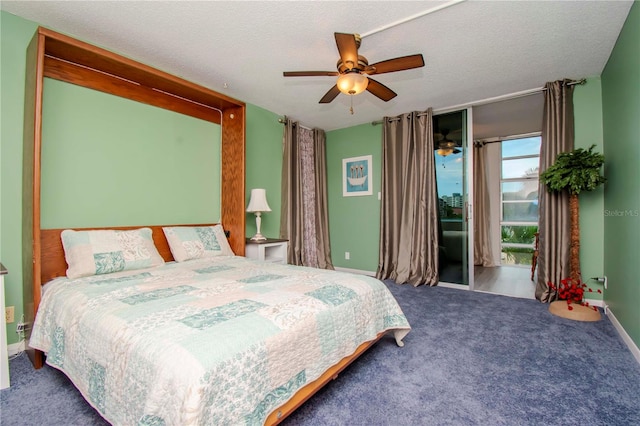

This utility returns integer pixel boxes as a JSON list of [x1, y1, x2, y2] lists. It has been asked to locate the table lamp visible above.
[[246, 188, 271, 241]]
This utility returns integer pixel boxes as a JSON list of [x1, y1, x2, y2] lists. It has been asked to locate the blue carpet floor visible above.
[[2, 282, 639, 425]]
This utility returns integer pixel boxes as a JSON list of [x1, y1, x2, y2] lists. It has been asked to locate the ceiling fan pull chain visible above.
[[350, 95, 355, 115]]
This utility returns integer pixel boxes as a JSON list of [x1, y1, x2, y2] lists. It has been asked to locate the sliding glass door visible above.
[[433, 109, 472, 287]]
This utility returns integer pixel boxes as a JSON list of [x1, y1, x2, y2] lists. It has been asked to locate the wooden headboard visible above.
[[23, 27, 246, 368], [40, 224, 220, 284]]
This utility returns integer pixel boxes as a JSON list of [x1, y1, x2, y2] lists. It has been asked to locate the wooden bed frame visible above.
[[23, 27, 386, 425]]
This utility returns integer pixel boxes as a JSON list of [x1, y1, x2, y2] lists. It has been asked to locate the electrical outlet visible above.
[[16, 322, 27, 334], [345, 252, 350, 260], [5, 306, 15, 324]]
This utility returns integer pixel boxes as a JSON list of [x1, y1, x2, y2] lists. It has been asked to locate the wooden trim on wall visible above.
[[43, 57, 222, 124], [39, 27, 243, 112], [22, 32, 45, 369], [221, 106, 246, 256]]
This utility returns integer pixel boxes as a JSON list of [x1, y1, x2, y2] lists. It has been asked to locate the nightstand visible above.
[[245, 239, 288, 264]]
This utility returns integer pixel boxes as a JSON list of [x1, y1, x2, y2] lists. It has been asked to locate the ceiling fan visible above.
[[436, 129, 461, 157], [283, 33, 425, 105]]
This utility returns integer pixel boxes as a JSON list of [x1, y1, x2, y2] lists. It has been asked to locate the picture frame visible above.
[[342, 155, 373, 197]]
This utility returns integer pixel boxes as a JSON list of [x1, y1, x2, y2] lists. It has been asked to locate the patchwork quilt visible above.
[[30, 256, 410, 425]]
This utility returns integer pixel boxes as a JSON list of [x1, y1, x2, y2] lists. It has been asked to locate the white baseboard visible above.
[[584, 297, 605, 308], [333, 267, 376, 276], [8, 341, 25, 357], [606, 307, 640, 365]]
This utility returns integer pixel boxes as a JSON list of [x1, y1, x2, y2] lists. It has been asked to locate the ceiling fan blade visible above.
[[319, 85, 341, 103], [283, 71, 339, 77], [366, 78, 397, 102], [368, 54, 425, 75], [334, 33, 359, 70]]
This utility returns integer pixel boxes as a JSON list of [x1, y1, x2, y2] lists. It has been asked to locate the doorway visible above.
[[470, 93, 544, 299]]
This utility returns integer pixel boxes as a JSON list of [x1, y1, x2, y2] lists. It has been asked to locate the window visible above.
[[500, 136, 541, 265]]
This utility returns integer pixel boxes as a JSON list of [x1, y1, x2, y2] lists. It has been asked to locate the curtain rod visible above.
[[474, 131, 542, 147], [371, 111, 430, 125], [370, 78, 586, 126], [277, 115, 312, 130]]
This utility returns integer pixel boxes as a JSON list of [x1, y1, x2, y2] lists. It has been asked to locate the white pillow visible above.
[[61, 228, 165, 279], [162, 224, 234, 262]]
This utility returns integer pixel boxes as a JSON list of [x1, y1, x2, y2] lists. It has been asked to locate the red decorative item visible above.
[[548, 278, 600, 310]]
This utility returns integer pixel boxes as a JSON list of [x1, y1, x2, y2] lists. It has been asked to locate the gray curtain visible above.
[[312, 129, 333, 269], [473, 143, 498, 266], [376, 109, 439, 286], [535, 80, 574, 302], [280, 120, 333, 269]]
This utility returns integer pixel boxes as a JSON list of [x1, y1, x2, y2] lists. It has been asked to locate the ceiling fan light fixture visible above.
[[437, 148, 454, 157], [336, 71, 368, 95]]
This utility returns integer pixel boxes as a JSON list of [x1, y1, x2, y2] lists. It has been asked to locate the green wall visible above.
[[1, 12, 38, 345], [573, 77, 606, 299], [601, 1, 640, 348], [245, 104, 283, 240], [41, 78, 221, 228], [326, 123, 383, 272]]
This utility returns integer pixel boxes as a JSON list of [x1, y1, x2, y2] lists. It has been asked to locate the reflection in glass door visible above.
[[433, 109, 471, 285]]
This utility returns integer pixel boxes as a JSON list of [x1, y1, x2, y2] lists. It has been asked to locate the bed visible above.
[[29, 225, 410, 425]]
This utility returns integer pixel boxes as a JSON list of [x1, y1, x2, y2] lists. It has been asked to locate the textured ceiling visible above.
[[1, 1, 633, 132]]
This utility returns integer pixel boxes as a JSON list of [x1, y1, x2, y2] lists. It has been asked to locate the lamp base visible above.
[[250, 233, 267, 241]]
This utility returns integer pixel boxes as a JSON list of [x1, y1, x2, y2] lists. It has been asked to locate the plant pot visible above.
[[548, 300, 601, 322]]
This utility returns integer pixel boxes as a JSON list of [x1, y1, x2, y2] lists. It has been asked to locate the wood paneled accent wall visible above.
[[23, 27, 246, 368]]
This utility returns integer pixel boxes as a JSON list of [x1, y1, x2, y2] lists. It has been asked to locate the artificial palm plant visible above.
[[539, 145, 606, 283]]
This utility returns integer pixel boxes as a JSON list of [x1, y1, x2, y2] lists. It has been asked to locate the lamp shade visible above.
[[246, 188, 272, 212], [336, 72, 368, 95]]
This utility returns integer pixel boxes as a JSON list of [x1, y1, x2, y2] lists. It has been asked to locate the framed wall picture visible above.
[[343, 155, 373, 197]]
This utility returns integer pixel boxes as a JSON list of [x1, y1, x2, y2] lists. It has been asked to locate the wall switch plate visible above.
[[5, 306, 15, 324]]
